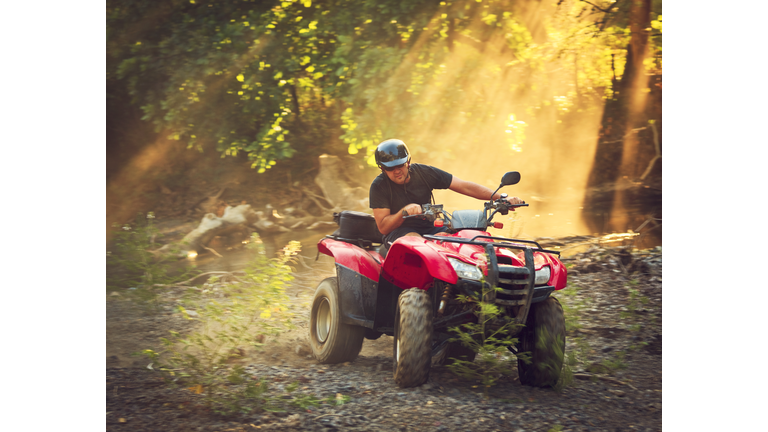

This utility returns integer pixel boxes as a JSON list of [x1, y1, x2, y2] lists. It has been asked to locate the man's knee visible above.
[[404, 232, 422, 237]]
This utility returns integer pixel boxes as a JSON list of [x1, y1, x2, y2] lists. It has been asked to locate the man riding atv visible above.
[[313, 144, 568, 389], [370, 139, 525, 254]]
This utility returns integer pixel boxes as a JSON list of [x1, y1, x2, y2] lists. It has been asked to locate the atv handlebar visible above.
[[396, 171, 528, 229], [402, 208, 437, 222]]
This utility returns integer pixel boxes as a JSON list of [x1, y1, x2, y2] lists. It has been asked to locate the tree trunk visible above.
[[583, 0, 653, 234]]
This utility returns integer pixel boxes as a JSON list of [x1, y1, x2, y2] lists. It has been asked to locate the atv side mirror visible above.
[[488, 171, 521, 202], [500, 171, 521, 186]]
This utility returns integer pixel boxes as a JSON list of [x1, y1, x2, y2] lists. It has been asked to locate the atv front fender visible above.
[[382, 236, 458, 290], [539, 252, 568, 290], [521, 250, 568, 290]]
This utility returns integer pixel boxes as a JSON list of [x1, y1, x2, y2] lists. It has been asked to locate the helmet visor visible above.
[[379, 156, 409, 168]]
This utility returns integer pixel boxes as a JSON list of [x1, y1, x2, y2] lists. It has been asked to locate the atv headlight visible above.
[[448, 258, 483, 281], [535, 266, 551, 285]]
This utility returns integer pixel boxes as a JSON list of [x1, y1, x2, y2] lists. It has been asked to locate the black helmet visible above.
[[374, 139, 411, 168]]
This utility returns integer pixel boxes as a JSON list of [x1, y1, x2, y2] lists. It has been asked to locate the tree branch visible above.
[[202, 245, 224, 258], [175, 271, 246, 286], [639, 121, 661, 180], [579, 0, 613, 13]]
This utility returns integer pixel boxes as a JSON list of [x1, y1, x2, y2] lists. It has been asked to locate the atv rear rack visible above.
[[423, 234, 557, 327], [324, 234, 381, 250]]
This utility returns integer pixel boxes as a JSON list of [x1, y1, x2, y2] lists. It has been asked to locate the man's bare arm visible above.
[[448, 176, 523, 203], [373, 204, 422, 235]]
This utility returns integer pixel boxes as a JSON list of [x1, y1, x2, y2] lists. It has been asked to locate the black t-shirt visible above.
[[369, 163, 453, 230]]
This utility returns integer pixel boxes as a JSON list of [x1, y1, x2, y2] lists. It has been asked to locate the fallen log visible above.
[[314, 154, 368, 211], [155, 204, 258, 257]]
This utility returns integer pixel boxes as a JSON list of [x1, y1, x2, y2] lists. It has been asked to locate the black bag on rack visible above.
[[332, 211, 383, 244]]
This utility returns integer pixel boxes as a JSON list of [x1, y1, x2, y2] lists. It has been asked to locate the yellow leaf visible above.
[[188, 384, 203, 394], [178, 306, 191, 320], [236, 74, 244, 82]]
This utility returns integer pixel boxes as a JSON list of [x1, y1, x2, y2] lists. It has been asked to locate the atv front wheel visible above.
[[393, 288, 433, 388], [309, 277, 364, 364], [517, 296, 566, 387]]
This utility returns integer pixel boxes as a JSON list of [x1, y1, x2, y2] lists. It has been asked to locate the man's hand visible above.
[[373, 203, 422, 235], [502, 196, 524, 205], [401, 203, 423, 216]]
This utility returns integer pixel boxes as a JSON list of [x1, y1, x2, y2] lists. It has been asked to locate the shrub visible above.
[[107, 212, 196, 304], [446, 282, 525, 397], [140, 234, 301, 414]]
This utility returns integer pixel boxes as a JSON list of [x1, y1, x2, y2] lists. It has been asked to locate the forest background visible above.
[[106, 0, 663, 246]]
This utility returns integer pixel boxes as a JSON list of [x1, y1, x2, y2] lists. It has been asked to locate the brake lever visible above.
[[402, 209, 436, 222], [496, 201, 528, 215]]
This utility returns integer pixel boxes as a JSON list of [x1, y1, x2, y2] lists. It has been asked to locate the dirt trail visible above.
[[107, 235, 662, 432]]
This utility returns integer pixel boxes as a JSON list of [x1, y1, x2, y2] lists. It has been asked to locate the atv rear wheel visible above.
[[309, 277, 364, 364], [393, 288, 433, 388], [517, 296, 566, 387]]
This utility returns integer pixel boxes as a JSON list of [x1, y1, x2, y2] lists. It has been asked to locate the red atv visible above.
[[309, 171, 568, 388]]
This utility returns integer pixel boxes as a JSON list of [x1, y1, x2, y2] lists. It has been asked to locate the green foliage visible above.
[[559, 350, 576, 390], [603, 350, 627, 371], [534, 325, 569, 391], [447, 282, 525, 397], [108, 0, 662, 170], [555, 283, 590, 385], [619, 286, 649, 321], [284, 382, 321, 410], [560, 284, 585, 333], [107, 212, 197, 303], [628, 340, 648, 352], [140, 234, 302, 415]]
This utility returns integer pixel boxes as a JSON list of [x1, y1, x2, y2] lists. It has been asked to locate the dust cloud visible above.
[[366, 7, 606, 241]]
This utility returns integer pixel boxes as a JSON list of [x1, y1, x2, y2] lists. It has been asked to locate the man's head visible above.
[[375, 139, 411, 185]]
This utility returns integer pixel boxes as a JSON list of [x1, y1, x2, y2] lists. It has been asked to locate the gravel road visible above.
[[106, 241, 662, 432]]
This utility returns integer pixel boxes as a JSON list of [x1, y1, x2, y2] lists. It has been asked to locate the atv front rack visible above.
[[466, 235, 561, 257], [423, 234, 556, 327]]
